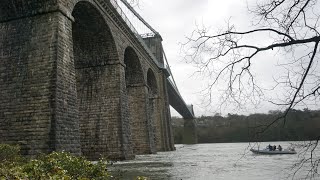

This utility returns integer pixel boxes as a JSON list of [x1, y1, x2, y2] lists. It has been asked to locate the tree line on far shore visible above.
[[172, 109, 320, 144]]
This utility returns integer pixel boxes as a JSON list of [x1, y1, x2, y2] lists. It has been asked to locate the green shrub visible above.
[[0, 164, 28, 180], [23, 152, 111, 179], [0, 144, 22, 163], [0, 144, 112, 180]]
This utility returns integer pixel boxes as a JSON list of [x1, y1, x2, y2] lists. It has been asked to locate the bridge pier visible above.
[[0, 9, 81, 156], [127, 84, 156, 155], [0, 0, 183, 160], [182, 119, 198, 144], [144, 35, 176, 152], [162, 71, 176, 151], [167, 106, 176, 150]]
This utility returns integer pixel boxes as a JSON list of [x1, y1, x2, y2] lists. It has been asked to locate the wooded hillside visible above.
[[172, 109, 320, 143]]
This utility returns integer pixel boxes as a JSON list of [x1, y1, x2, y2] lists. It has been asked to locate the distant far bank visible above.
[[172, 109, 320, 144]]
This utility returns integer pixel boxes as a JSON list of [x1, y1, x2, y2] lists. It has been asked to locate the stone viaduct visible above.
[[0, 0, 195, 160]]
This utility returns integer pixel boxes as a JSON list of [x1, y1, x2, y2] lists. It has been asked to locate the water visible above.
[[109, 142, 319, 180]]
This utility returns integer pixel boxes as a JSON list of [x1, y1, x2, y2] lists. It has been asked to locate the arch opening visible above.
[[147, 69, 158, 96], [72, 2, 119, 160], [124, 47, 144, 85]]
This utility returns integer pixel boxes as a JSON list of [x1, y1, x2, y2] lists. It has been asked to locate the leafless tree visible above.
[[183, 0, 320, 178]]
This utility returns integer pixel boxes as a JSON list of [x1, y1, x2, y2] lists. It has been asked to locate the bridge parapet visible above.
[[110, 0, 164, 69]]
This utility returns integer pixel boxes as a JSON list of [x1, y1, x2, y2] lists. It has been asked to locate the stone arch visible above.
[[147, 69, 158, 96], [124, 47, 155, 154], [124, 47, 144, 85], [72, 1, 121, 160]]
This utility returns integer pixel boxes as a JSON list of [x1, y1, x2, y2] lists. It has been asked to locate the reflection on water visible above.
[[109, 142, 319, 180]]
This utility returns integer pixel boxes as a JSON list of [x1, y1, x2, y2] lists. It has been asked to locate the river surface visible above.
[[109, 142, 319, 180]]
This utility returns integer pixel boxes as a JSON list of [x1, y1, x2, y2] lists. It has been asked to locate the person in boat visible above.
[[278, 145, 282, 151], [288, 147, 295, 151], [273, 145, 276, 151], [268, 144, 272, 151]]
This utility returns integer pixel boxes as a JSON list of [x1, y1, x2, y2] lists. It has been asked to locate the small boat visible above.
[[250, 148, 296, 155]]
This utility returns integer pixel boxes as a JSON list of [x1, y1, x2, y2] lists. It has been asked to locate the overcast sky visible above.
[[129, 0, 318, 117]]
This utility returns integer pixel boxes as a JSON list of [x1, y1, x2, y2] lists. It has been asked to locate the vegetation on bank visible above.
[[173, 109, 320, 143], [0, 144, 112, 179]]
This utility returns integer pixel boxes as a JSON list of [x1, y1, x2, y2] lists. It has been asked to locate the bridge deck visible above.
[[167, 79, 194, 119]]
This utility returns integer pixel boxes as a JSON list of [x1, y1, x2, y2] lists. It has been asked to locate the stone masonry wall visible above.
[[127, 85, 152, 154], [0, 0, 174, 160], [72, 1, 125, 160], [162, 72, 175, 151], [0, 11, 81, 155], [143, 35, 164, 65], [124, 47, 155, 154], [54, 12, 81, 154], [146, 69, 161, 151], [153, 97, 164, 151]]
